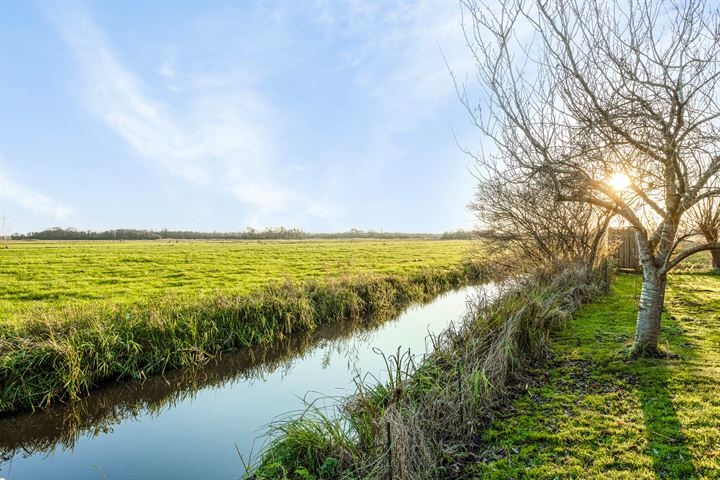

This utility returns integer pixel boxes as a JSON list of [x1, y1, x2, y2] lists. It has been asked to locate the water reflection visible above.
[[0, 285, 492, 480]]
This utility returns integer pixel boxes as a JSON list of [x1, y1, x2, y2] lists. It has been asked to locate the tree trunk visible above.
[[701, 229, 720, 270], [711, 249, 720, 270], [633, 267, 667, 355]]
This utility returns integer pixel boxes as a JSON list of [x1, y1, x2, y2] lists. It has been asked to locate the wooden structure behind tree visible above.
[[609, 227, 640, 271]]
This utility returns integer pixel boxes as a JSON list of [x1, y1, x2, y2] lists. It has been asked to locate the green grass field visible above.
[[464, 273, 720, 479], [0, 239, 479, 413], [0, 239, 471, 319]]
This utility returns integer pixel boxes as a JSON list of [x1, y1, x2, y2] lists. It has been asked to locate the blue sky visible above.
[[0, 1, 480, 234]]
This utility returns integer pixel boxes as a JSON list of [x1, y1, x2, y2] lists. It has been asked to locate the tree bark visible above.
[[711, 250, 720, 270], [701, 229, 720, 270], [633, 267, 667, 354]]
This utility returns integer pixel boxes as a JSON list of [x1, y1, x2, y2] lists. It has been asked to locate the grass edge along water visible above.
[[250, 263, 611, 480], [0, 262, 483, 415]]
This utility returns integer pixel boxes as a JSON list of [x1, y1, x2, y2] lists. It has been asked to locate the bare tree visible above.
[[472, 175, 612, 273], [690, 197, 720, 269], [460, 0, 720, 355]]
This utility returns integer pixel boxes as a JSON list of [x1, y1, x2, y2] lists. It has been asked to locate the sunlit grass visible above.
[[464, 273, 720, 479], [0, 239, 479, 414], [0, 239, 471, 320]]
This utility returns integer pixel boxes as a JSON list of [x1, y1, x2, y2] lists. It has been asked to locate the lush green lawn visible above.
[[463, 273, 720, 479], [0, 239, 471, 318]]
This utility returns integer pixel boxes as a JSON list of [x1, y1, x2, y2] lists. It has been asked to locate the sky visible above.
[[0, 1, 481, 234]]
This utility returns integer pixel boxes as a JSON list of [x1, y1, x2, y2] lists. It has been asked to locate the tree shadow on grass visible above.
[[632, 315, 699, 479], [635, 368, 697, 479]]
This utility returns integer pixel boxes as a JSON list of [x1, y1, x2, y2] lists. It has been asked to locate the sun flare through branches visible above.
[[607, 172, 631, 192]]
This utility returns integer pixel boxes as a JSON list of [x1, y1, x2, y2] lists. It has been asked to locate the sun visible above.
[[608, 172, 631, 191]]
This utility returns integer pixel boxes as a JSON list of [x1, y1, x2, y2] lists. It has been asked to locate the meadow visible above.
[[0, 239, 480, 413], [0, 239, 471, 318]]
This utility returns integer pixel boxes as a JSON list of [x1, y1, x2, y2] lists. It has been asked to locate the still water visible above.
[[0, 285, 496, 480]]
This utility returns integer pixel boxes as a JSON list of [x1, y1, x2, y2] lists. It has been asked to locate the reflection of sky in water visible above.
[[0, 285, 495, 480]]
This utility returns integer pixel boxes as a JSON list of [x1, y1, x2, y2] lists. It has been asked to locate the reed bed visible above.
[[251, 262, 611, 479], [0, 263, 481, 415]]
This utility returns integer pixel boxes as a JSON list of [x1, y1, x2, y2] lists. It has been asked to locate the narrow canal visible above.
[[0, 284, 496, 479]]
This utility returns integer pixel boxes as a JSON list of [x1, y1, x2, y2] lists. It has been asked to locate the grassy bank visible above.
[[250, 264, 610, 479], [0, 240, 470, 318], [460, 273, 720, 479], [1, 290, 443, 462], [0, 262, 481, 414]]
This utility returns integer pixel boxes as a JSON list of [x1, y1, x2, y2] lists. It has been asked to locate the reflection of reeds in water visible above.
[[0, 275, 473, 463], [1, 265, 482, 415]]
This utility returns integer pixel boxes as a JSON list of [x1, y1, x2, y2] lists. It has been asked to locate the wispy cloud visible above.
[[353, 5, 472, 116], [48, 5, 337, 223], [301, 2, 477, 175], [0, 170, 73, 220]]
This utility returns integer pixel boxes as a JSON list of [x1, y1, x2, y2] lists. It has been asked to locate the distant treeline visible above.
[[11, 227, 474, 241]]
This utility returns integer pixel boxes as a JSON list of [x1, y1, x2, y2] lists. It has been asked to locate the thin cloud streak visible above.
[[49, 5, 338, 222], [0, 171, 73, 221]]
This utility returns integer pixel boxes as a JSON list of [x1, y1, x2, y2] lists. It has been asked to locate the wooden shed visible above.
[[608, 227, 641, 271]]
